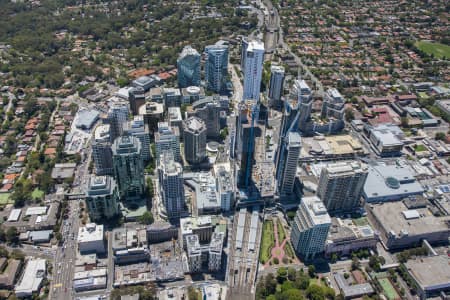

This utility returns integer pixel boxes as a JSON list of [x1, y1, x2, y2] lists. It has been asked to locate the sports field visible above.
[[415, 41, 450, 59], [379, 278, 400, 300]]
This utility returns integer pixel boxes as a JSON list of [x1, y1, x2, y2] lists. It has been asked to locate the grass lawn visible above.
[[277, 220, 286, 242], [32, 188, 44, 200], [0, 193, 13, 205], [414, 144, 427, 152], [284, 242, 295, 259], [379, 278, 400, 300], [418, 92, 429, 99], [353, 217, 368, 226], [260, 220, 275, 263], [415, 41, 450, 59]]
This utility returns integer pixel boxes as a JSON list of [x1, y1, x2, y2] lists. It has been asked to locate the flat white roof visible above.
[[25, 206, 48, 216], [15, 259, 46, 296], [78, 223, 104, 243], [7, 209, 21, 222], [402, 210, 420, 220]]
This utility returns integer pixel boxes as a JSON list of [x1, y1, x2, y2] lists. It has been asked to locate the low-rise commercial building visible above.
[[363, 164, 424, 203], [73, 268, 107, 292], [364, 124, 405, 156], [404, 255, 450, 299], [112, 227, 150, 264], [0, 258, 21, 289], [14, 258, 46, 298], [184, 172, 220, 215], [78, 223, 105, 254], [366, 201, 450, 249], [325, 218, 378, 257], [146, 221, 178, 243]]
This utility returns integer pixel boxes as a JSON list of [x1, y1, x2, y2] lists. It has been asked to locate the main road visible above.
[[263, 0, 325, 96]]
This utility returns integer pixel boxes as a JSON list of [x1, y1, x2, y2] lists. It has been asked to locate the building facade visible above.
[[92, 124, 113, 176], [85, 175, 120, 221], [107, 102, 129, 140], [155, 122, 181, 163], [276, 131, 302, 196], [129, 87, 146, 115], [242, 40, 264, 101], [183, 116, 207, 165], [112, 136, 145, 201], [268, 65, 285, 107], [158, 152, 185, 219], [291, 196, 331, 260], [122, 116, 151, 162], [236, 100, 259, 188], [205, 41, 229, 93], [188, 97, 222, 139], [317, 161, 368, 215], [177, 46, 201, 88]]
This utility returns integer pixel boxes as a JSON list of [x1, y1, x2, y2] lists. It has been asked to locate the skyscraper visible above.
[[122, 115, 151, 162], [317, 161, 368, 214], [187, 98, 221, 139], [107, 102, 129, 140], [92, 124, 113, 176], [240, 37, 249, 70], [268, 65, 285, 106], [155, 122, 181, 163], [276, 131, 301, 196], [129, 87, 145, 115], [205, 41, 229, 93], [321, 88, 345, 121], [236, 99, 259, 188], [85, 175, 120, 221], [291, 79, 313, 132], [177, 46, 201, 88], [291, 196, 331, 260], [158, 151, 185, 219], [242, 40, 265, 101], [112, 136, 145, 201], [183, 116, 207, 165]]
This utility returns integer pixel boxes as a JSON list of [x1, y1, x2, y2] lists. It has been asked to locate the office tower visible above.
[[291, 196, 331, 260], [242, 40, 265, 101], [92, 124, 113, 176], [168, 107, 183, 134], [138, 102, 164, 133], [215, 166, 233, 211], [122, 115, 151, 162], [183, 117, 207, 165], [317, 161, 368, 214], [155, 122, 181, 163], [112, 136, 145, 201], [188, 98, 221, 139], [158, 151, 184, 219], [205, 41, 229, 93], [177, 46, 201, 88], [85, 175, 119, 221], [268, 65, 285, 106], [163, 87, 182, 108], [240, 37, 249, 70], [321, 88, 345, 120], [107, 102, 129, 140], [129, 87, 145, 115], [236, 100, 259, 188], [276, 131, 301, 196]]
